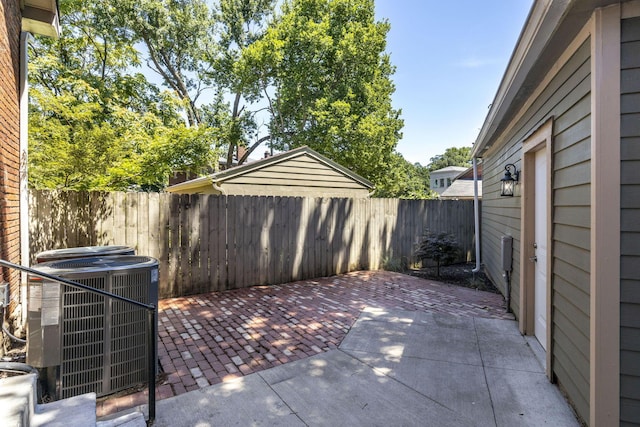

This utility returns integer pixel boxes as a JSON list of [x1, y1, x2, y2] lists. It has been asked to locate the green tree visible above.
[[373, 153, 435, 199], [114, 0, 216, 127], [28, 0, 217, 191], [242, 0, 403, 188], [427, 146, 472, 172], [214, 0, 276, 166]]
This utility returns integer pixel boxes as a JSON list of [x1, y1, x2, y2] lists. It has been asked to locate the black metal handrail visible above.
[[0, 259, 157, 425]]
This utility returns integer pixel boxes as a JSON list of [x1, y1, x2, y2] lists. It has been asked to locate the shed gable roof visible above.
[[166, 146, 374, 194]]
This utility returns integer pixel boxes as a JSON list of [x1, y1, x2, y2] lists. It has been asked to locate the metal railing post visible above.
[[147, 305, 157, 425]]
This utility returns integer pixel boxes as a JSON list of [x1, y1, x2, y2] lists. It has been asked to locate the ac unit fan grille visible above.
[[52, 263, 157, 399], [60, 277, 106, 399]]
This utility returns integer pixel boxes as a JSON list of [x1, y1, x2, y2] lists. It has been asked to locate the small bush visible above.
[[415, 230, 460, 277]]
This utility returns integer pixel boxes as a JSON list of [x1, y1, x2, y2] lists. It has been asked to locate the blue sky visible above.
[[374, 1, 533, 165]]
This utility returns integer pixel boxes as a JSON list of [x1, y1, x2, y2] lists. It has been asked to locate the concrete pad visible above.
[[341, 310, 482, 365], [142, 307, 578, 427], [346, 350, 496, 427], [259, 351, 476, 427], [153, 374, 304, 427], [477, 333, 544, 373], [485, 367, 580, 427], [473, 317, 521, 336]]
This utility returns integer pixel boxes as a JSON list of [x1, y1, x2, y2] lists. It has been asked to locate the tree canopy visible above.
[[28, 0, 219, 191], [28, 0, 416, 196], [427, 146, 472, 172], [241, 0, 403, 188]]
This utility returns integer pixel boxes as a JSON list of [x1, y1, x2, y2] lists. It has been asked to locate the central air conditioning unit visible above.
[[35, 246, 135, 264], [27, 255, 158, 400]]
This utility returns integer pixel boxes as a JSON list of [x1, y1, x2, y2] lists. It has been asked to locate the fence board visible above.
[[189, 195, 202, 294], [30, 191, 477, 298]]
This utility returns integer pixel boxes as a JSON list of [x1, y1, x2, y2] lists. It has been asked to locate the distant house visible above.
[[429, 166, 468, 195], [472, 1, 640, 425], [166, 146, 374, 198], [439, 164, 482, 200]]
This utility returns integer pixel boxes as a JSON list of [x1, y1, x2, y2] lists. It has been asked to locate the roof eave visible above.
[[473, 0, 622, 158], [472, 0, 569, 157], [165, 176, 213, 193], [22, 1, 60, 38]]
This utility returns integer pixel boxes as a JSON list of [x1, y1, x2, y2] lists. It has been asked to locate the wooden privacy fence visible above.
[[29, 191, 477, 298]]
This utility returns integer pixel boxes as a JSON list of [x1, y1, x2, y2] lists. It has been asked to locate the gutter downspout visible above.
[[472, 157, 481, 274], [19, 32, 30, 325], [212, 181, 227, 195]]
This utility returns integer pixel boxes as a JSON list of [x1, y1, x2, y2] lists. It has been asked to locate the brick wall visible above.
[[0, 0, 23, 315]]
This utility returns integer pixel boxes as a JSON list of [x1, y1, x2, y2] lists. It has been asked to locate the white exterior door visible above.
[[534, 149, 548, 350]]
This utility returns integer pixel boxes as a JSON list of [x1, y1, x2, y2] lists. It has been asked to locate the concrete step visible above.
[[0, 372, 37, 427], [97, 411, 147, 427], [33, 392, 97, 427], [1, 371, 146, 427]]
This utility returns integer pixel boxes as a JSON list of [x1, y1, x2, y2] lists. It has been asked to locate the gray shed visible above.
[[166, 146, 374, 198]]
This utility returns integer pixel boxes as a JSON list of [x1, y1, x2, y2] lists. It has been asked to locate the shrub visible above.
[[415, 230, 460, 277]]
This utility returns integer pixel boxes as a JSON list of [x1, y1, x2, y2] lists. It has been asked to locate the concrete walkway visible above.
[[145, 307, 579, 426]]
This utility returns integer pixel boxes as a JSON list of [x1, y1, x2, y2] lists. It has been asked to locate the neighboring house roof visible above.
[[439, 164, 483, 200], [166, 146, 374, 197], [454, 164, 482, 180], [430, 166, 468, 175], [440, 179, 482, 200]]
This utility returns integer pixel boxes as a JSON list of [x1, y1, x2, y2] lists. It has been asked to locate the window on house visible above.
[[440, 179, 445, 187], [447, 178, 452, 187]]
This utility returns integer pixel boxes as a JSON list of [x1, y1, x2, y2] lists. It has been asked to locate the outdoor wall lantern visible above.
[[500, 163, 519, 197]]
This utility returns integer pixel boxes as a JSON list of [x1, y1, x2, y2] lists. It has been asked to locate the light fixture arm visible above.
[[504, 163, 519, 181]]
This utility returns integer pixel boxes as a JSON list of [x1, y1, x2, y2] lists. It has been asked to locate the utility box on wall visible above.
[[501, 235, 513, 271]]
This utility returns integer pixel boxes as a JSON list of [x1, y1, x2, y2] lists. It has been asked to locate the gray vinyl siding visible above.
[[481, 37, 592, 423], [620, 16, 640, 426]]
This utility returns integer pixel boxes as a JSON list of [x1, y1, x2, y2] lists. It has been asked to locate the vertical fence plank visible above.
[[99, 192, 115, 246], [209, 195, 225, 292], [125, 193, 138, 250], [179, 194, 191, 295], [146, 193, 159, 260], [157, 193, 169, 297], [187, 194, 201, 294], [226, 196, 238, 290], [218, 196, 228, 290], [136, 193, 149, 257], [199, 195, 210, 292], [245, 196, 258, 287], [167, 194, 180, 296], [112, 192, 126, 246]]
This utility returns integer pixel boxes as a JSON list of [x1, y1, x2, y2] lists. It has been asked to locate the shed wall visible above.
[[223, 155, 371, 197], [481, 37, 592, 422], [620, 16, 640, 425]]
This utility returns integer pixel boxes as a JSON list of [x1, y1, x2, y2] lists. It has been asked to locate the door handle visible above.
[[529, 256, 537, 262]]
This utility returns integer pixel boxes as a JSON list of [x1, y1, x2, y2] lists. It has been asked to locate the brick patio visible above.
[[97, 270, 513, 417]]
